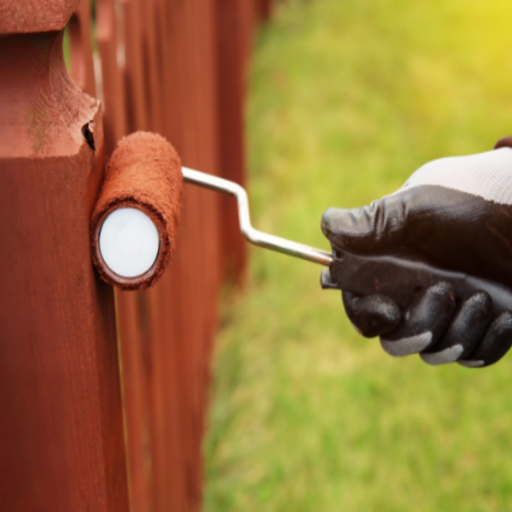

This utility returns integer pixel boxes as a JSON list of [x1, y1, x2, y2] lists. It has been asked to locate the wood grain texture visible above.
[[96, 0, 128, 156], [98, 0, 221, 509], [93, 0, 273, 510], [116, 0, 221, 509], [123, 0, 149, 132], [68, 0, 97, 97], [215, 0, 251, 284], [0, 29, 129, 511]]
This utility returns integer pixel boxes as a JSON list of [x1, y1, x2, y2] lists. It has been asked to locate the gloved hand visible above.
[[322, 137, 512, 368]]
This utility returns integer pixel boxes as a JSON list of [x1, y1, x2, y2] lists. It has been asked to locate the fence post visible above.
[[0, 4, 130, 511], [215, 0, 250, 284]]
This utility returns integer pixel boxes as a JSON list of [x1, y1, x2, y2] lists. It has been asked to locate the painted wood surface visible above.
[[96, 1, 261, 509], [0, 4, 130, 510], [0, 0, 272, 510]]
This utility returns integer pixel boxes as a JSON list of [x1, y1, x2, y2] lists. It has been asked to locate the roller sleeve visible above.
[[91, 132, 183, 290]]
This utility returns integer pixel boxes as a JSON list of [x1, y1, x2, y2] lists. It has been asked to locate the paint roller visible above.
[[91, 131, 332, 291], [91, 131, 512, 314]]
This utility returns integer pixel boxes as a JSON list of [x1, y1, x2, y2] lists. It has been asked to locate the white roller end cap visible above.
[[99, 207, 160, 278]]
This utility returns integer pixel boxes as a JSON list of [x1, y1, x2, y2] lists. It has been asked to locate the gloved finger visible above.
[[419, 292, 493, 365], [380, 281, 456, 357], [458, 311, 512, 368], [321, 194, 408, 255], [342, 291, 400, 338]]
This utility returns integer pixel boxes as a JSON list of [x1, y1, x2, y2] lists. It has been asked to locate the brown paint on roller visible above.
[[91, 131, 183, 290]]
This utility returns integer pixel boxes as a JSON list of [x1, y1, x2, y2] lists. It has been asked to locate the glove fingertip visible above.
[[460, 311, 512, 367], [321, 207, 348, 239], [342, 291, 401, 338]]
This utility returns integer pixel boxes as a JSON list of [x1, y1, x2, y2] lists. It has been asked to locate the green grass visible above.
[[204, 1, 512, 510]]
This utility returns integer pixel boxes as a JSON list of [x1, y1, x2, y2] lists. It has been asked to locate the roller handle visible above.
[[321, 249, 512, 315]]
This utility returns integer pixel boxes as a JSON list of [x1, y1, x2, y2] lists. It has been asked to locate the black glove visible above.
[[322, 139, 512, 368]]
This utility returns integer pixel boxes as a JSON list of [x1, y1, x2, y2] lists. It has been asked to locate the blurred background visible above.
[[205, 1, 512, 510]]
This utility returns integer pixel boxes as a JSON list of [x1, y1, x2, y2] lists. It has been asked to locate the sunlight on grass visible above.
[[205, 1, 512, 510]]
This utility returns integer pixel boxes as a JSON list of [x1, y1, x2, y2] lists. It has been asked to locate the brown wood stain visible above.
[[0, 0, 273, 510], [0, 13, 129, 512]]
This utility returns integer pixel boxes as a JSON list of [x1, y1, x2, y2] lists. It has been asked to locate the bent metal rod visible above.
[[182, 167, 333, 267]]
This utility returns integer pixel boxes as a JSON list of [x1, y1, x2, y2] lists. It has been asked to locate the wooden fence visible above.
[[0, 0, 272, 510]]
